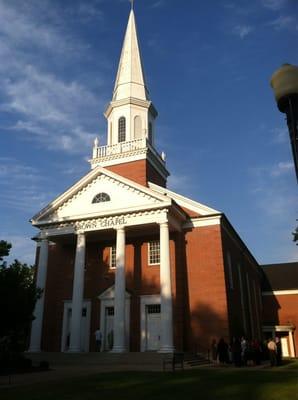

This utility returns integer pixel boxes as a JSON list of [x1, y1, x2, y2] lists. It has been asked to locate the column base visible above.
[[159, 346, 175, 353], [27, 347, 41, 353], [68, 347, 82, 353], [111, 346, 126, 353]]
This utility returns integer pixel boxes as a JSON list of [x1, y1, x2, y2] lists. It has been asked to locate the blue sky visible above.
[[0, 0, 297, 265]]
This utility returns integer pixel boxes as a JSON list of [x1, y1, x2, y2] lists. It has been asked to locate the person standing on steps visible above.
[[267, 338, 277, 367], [94, 329, 102, 352]]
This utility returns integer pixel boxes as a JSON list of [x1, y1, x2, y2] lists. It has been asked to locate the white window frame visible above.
[[148, 241, 160, 265], [109, 245, 116, 269]]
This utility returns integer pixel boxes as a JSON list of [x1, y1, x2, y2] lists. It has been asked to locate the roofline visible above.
[[32, 166, 171, 222], [148, 182, 220, 215], [261, 262, 298, 268], [221, 213, 260, 268]]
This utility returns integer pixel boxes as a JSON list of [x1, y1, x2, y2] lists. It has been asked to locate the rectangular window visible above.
[[110, 245, 116, 269], [148, 241, 160, 265], [105, 307, 114, 316], [146, 304, 161, 314]]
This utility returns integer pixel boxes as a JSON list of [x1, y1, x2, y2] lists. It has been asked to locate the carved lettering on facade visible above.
[[76, 216, 127, 231]]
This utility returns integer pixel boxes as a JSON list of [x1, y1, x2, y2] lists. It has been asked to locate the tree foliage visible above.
[[0, 240, 12, 261], [0, 241, 41, 352], [293, 225, 298, 245]]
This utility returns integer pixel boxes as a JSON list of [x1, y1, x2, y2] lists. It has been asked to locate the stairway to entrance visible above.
[[28, 352, 211, 370]]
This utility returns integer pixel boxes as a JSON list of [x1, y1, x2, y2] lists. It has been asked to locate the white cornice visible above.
[[262, 290, 298, 296], [39, 208, 170, 235], [90, 148, 169, 180], [183, 215, 222, 229], [104, 98, 157, 119], [148, 182, 220, 215], [32, 202, 172, 227]]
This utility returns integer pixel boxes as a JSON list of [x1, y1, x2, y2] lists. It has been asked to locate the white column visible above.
[[159, 221, 174, 353], [29, 238, 49, 352], [288, 330, 295, 358], [112, 227, 126, 353], [69, 232, 86, 352]]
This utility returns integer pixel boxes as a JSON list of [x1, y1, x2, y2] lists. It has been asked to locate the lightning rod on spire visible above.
[[130, 0, 134, 10]]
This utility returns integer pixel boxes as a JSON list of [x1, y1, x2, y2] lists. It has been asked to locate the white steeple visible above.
[[104, 7, 157, 147], [91, 5, 168, 186], [112, 9, 149, 102]]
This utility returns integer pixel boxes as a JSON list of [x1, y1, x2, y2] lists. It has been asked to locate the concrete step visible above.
[[27, 351, 211, 370], [27, 352, 166, 367], [183, 353, 210, 368]]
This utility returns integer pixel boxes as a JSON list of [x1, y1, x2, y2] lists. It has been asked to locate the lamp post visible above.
[[270, 64, 298, 182]]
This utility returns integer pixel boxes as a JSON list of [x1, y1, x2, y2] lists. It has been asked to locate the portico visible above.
[[29, 190, 185, 353]]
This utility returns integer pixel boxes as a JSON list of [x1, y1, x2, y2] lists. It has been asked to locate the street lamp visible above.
[[270, 64, 298, 182]]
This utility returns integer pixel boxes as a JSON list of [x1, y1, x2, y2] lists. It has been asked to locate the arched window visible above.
[[92, 193, 111, 203], [148, 122, 153, 144], [134, 115, 142, 139], [118, 117, 126, 142]]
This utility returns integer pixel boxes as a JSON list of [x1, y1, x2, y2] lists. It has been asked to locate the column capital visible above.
[[115, 226, 125, 232], [39, 231, 49, 241], [76, 229, 85, 235], [159, 220, 168, 228]]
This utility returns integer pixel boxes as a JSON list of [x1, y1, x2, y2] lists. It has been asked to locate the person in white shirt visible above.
[[94, 329, 102, 352]]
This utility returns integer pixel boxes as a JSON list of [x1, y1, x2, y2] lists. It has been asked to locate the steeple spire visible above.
[[92, 5, 169, 186], [112, 7, 149, 101]]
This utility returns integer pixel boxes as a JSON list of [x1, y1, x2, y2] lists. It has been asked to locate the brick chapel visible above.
[[28, 6, 297, 357]]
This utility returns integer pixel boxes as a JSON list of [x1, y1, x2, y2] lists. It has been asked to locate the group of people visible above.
[[211, 336, 282, 367]]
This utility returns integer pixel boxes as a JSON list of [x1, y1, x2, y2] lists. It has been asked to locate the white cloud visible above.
[[267, 15, 298, 30], [271, 127, 288, 144], [0, 234, 35, 265], [0, 1, 85, 55], [232, 25, 254, 39], [151, 1, 166, 9], [168, 173, 194, 195], [0, 157, 53, 213], [0, 1, 107, 155], [271, 161, 294, 176], [262, 0, 288, 11], [249, 161, 297, 218]]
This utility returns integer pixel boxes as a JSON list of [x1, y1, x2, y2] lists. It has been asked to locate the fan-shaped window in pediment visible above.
[[92, 193, 111, 203]]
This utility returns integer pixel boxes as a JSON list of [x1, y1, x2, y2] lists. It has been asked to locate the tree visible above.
[[293, 225, 298, 245], [0, 242, 41, 352], [0, 240, 12, 261]]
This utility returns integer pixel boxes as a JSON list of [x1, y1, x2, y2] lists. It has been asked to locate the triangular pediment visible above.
[[32, 166, 171, 225], [98, 285, 131, 300]]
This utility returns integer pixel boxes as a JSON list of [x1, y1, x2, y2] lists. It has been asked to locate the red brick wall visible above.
[[221, 223, 262, 341], [106, 159, 166, 187], [41, 233, 184, 352], [42, 243, 75, 351], [184, 225, 229, 353], [262, 294, 298, 354], [38, 220, 267, 354]]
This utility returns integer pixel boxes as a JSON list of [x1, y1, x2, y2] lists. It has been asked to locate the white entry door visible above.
[[146, 304, 161, 351], [61, 301, 91, 352], [281, 337, 289, 357], [104, 306, 114, 351]]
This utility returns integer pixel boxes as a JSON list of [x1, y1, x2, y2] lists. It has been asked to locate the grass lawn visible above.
[[1, 361, 298, 400]]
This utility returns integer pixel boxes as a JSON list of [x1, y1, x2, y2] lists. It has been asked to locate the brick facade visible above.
[[262, 293, 298, 353], [39, 217, 266, 354], [106, 159, 166, 188]]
